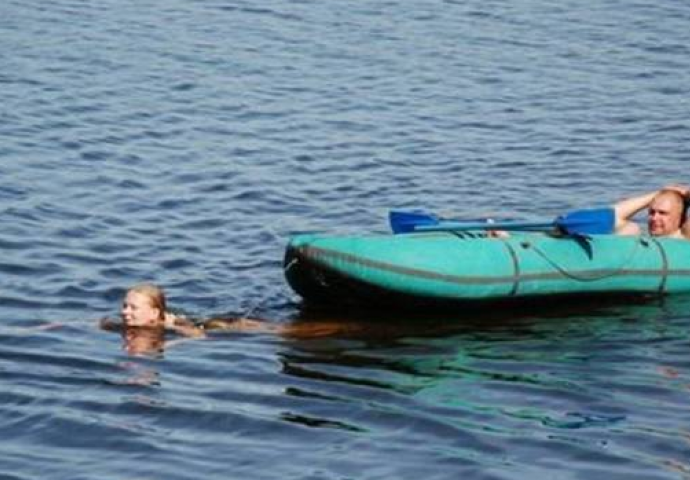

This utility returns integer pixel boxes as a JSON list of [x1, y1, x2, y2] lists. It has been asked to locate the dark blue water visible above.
[[2, 1, 690, 478]]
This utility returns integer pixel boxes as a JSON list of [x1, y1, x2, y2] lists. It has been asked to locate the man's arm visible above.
[[613, 190, 657, 235]]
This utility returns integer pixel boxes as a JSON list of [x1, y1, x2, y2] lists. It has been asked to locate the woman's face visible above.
[[121, 291, 162, 328]]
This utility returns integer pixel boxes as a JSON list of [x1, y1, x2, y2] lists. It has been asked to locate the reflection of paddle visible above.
[[389, 207, 615, 235]]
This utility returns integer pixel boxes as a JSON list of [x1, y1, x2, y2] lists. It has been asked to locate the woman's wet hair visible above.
[[128, 283, 167, 320]]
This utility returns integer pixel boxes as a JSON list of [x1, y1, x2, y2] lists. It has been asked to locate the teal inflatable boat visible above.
[[283, 231, 690, 308]]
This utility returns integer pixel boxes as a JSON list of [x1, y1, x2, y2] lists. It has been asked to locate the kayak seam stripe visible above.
[[302, 246, 690, 285]]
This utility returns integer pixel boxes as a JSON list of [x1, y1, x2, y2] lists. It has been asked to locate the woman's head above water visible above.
[[120, 283, 167, 329]]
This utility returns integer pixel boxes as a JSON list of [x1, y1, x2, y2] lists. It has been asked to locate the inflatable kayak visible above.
[[283, 231, 690, 308]]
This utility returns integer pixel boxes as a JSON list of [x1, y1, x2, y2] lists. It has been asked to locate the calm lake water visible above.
[[2, 1, 690, 478]]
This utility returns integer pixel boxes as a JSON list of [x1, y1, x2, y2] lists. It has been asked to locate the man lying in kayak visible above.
[[486, 185, 689, 240], [614, 185, 689, 239]]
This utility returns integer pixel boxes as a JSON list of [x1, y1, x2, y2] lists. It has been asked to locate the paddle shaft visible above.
[[413, 220, 558, 232]]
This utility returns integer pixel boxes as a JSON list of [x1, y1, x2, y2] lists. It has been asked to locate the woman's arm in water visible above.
[[165, 312, 206, 338]]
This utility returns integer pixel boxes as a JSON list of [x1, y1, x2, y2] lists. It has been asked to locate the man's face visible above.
[[648, 194, 682, 236]]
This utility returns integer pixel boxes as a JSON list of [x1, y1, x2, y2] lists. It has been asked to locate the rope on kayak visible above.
[[647, 236, 669, 293], [446, 231, 487, 239], [499, 238, 521, 296], [527, 238, 645, 282], [284, 257, 298, 274]]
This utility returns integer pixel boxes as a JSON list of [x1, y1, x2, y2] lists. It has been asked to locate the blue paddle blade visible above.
[[390, 207, 616, 235], [389, 210, 441, 234], [555, 207, 615, 235]]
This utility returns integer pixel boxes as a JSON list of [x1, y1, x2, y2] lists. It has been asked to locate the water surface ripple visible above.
[[2, 0, 690, 478]]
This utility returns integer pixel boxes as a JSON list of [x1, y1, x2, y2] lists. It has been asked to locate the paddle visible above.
[[389, 207, 615, 235]]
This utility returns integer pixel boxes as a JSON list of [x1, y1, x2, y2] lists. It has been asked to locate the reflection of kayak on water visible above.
[[6, 292, 690, 363], [284, 231, 690, 309]]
